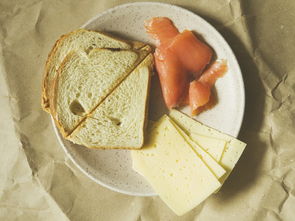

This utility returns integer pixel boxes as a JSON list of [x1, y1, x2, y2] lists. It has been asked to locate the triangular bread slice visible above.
[[42, 29, 141, 112], [68, 54, 153, 149], [51, 46, 151, 137]]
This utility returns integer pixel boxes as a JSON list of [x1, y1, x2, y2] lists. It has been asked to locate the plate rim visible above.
[[53, 1, 245, 196]]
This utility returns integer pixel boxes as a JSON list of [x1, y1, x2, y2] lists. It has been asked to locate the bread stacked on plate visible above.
[[42, 29, 153, 149]]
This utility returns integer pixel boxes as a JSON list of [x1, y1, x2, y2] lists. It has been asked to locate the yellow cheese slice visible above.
[[169, 110, 246, 185], [218, 139, 246, 184], [190, 133, 226, 162], [169, 118, 226, 179], [131, 115, 221, 216]]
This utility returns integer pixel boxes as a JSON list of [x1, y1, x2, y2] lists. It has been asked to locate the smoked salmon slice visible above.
[[145, 17, 227, 114], [145, 17, 179, 46], [169, 30, 213, 76], [189, 81, 211, 113], [145, 17, 212, 76], [189, 60, 228, 115], [155, 48, 188, 109], [199, 59, 228, 86]]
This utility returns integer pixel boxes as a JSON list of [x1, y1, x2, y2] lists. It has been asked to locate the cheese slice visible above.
[[190, 133, 226, 162], [169, 110, 246, 184], [131, 115, 221, 216], [218, 139, 246, 183], [169, 118, 226, 179], [148, 118, 226, 179]]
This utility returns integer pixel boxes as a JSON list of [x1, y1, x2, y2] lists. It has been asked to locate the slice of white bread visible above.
[[68, 54, 153, 149], [51, 46, 151, 137], [42, 29, 137, 112]]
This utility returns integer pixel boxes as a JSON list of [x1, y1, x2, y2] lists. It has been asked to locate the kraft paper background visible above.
[[0, 0, 294, 220]]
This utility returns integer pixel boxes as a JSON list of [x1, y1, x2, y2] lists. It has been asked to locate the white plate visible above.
[[52, 2, 245, 196]]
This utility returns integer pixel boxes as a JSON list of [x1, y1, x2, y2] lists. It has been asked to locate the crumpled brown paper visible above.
[[1, 0, 295, 220]]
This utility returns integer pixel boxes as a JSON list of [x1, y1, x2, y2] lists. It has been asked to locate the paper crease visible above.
[[1, 0, 295, 220]]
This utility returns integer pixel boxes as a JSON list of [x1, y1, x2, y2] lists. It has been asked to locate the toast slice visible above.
[[68, 54, 153, 149], [51, 46, 152, 137], [42, 29, 140, 112]]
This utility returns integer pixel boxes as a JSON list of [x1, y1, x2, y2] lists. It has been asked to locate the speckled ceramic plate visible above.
[[53, 2, 245, 196]]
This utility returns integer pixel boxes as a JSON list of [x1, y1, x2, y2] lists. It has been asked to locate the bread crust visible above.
[[44, 29, 154, 148], [66, 53, 154, 149], [64, 47, 151, 135], [50, 48, 133, 137], [41, 29, 134, 112], [51, 48, 152, 138], [49, 51, 82, 138], [141, 54, 154, 147]]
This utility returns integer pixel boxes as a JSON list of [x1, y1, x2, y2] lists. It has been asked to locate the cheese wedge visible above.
[[169, 118, 226, 179], [131, 115, 221, 216], [190, 133, 226, 162], [169, 110, 246, 184]]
